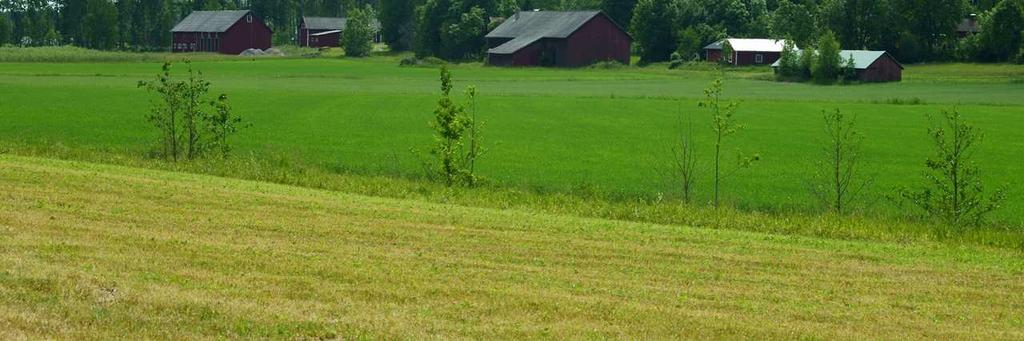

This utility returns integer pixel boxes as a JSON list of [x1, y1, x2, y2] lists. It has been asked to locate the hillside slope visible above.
[[0, 155, 1022, 339]]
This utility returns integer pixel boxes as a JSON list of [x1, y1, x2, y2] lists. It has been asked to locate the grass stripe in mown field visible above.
[[0, 155, 1022, 339]]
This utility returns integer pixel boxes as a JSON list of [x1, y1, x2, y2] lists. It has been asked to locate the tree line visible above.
[[2, 0, 1020, 64]]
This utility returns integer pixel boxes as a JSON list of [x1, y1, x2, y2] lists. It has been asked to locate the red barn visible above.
[[485, 11, 631, 67], [297, 17, 344, 47], [171, 10, 272, 54], [704, 38, 787, 66]]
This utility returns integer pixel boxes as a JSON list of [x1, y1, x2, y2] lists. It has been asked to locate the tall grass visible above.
[[0, 46, 320, 63], [4, 141, 1021, 251]]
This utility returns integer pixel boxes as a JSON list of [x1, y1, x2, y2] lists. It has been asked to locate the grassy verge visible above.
[[3, 143, 1021, 251], [2, 154, 1023, 339]]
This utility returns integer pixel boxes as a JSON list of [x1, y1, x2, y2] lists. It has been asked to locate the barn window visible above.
[[755, 54, 764, 64], [246, 14, 252, 23]]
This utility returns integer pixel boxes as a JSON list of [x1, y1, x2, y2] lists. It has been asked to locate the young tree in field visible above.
[[182, 61, 211, 160], [812, 30, 842, 84], [430, 66, 483, 187], [812, 109, 870, 214], [700, 78, 755, 208], [673, 101, 698, 203], [139, 62, 185, 161], [139, 61, 244, 161], [901, 110, 1007, 228], [205, 94, 244, 158], [342, 5, 376, 57]]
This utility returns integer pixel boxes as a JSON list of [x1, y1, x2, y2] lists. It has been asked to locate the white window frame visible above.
[[755, 54, 764, 64], [246, 14, 253, 23]]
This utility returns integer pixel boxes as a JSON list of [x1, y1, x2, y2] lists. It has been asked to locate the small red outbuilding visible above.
[[485, 11, 631, 67], [704, 38, 787, 66], [171, 10, 272, 54]]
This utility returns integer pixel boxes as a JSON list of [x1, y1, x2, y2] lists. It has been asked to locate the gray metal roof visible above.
[[171, 10, 251, 33], [486, 11, 605, 54], [302, 16, 382, 31], [770, 50, 903, 70], [303, 17, 347, 30]]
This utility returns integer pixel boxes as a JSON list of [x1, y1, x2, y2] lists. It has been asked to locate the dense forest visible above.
[[0, 0, 1021, 63]]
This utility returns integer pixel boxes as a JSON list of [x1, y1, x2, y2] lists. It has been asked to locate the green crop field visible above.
[[1, 155, 1023, 339], [1, 54, 1023, 225]]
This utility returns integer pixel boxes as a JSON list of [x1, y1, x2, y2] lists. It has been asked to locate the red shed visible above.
[[704, 38, 787, 66], [485, 11, 631, 67], [171, 10, 272, 54], [297, 16, 383, 48]]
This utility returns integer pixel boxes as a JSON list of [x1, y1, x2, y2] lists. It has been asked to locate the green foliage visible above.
[[674, 27, 703, 60], [439, 6, 488, 60], [83, 0, 118, 50], [775, 40, 802, 81], [430, 66, 483, 186], [602, 0, 638, 27], [0, 15, 13, 45], [840, 52, 858, 83], [769, 0, 817, 47], [414, 0, 495, 60], [138, 61, 244, 161], [380, 0, 422, 51], [900, 110, 1007, 228], [342, 5, 376, 57], [812, 31, 842, 84], [964, 0, 1024, 62], [630, 0, 677, 63]]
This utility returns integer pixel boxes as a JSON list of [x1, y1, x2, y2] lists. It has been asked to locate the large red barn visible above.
[[171, 10, 272, 54], [485, 11, 631, 67]]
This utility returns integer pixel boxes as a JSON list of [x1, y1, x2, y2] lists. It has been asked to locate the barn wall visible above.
[[705, 49, 722, 62], [300, 29, 339, 47], [220, 13, 272, 54], [172, 33, 198, 52], [859, 55, 902, 82], [564, 14, 630, 67], [734, 51, 781, 66]]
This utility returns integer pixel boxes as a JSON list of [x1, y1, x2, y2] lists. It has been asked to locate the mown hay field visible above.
[[1, 155, 1023, 339]]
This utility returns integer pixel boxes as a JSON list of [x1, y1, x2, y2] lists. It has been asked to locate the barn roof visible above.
[[171, 10, 252, 33], [704, 38, 787, 52], [770, 50, 904, 70], [486, 11, 620, 55], [302, 16, 382, 31], [303, 17, 347, 30]]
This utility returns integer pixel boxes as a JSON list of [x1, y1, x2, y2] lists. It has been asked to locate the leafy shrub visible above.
[[399, 56, 448, 67]]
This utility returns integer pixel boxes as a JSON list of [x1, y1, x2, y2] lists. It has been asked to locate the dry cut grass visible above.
[[0, 155, 1022, 339]]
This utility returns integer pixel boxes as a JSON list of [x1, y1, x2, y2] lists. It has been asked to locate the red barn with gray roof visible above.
[[171, 10, 272, 54], [297, 16, 383, 48], [704, 38, 787, 66], [486, 11, 631, 67]]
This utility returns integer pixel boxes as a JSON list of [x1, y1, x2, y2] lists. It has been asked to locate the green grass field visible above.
[[2, 155, 1022, 339], [1, 54, 1023, 225]]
